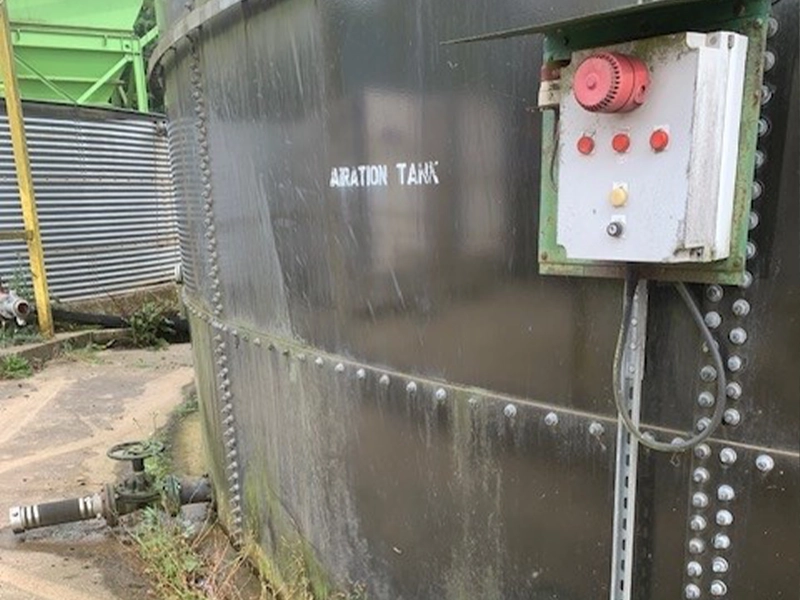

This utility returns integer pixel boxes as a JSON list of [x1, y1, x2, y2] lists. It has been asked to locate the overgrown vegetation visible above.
[[60, 340, 105, 363], [129, 506, 260, 600], [128, 301, 175, 348], [0, 354, 32, 379], [129, 392, 366, 600], [0, 326, 41, 348], [128, 392, 267, 600], [8, 264, 33, 300]]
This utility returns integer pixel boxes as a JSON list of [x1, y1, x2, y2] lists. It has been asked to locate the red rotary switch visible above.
[[573, 52, 651, 113]]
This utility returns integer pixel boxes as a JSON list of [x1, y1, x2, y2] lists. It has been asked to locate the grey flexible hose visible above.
[[612, 274, 727, 452]]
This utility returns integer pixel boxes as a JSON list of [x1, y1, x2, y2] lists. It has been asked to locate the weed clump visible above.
[[128, 301, 175, 348], [0, 354, 32, 379]]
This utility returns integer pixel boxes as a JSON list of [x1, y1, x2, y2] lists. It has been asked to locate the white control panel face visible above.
[[556, 31, 748, 263]]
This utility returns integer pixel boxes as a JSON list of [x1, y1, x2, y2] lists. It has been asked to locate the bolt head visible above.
[[716, 509, 734, 526], [379, 374, 390, 386], [693, 467, 710, 483], [686, 561, 703, 578], [694, 443, 711, 460], [719, 447, 738, 465], [755, 454, 774, 473], [732, 299, 751, 317], [767, 16, 778, 36], [717, 485, 735, 502], [706, 285, 724, 302], [696, 418, 711, 432], [335, 362, 345, 373], [729, 327, 748, 345], [697, 391, 715, 408], [356, 368, 366, 380], [723, 409, 741, 427], [685, 584, 701, 599], [700, 365, 718, 382], [688, 538, 705, 554], [406, 381, 418, 394], [726, 355, 743, 372], [725, 382, 742, 400], [544, 412, 559, 426], [434, 388, 447, 401], [690, 515, 707, 531], [692, 492, 709, 508], [712, 557, 729, 573], [315, 357, 324, 367], [589, 422, 604, 437], [712, 533, 731, 550], [710, 580, 728, 596], [704, 311, 722, 329], [503, 403, 517, 418]]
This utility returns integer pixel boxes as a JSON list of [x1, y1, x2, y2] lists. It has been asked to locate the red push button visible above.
[[577, 135, 595, 155], [612, 133, 630, 153], [650, 128, 669, 152]]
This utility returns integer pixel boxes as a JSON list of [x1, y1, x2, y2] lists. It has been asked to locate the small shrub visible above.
[[9, 264, 33, 300], [0, 326, 42, 348], [0, 354, 32, 379], [128, 302, 174, 348]]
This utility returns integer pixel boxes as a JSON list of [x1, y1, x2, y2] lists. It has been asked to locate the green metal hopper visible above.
[[0, 0, 156, 111]]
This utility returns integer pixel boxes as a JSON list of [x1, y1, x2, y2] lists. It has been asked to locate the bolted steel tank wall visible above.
[[157, 1, 800, 598]]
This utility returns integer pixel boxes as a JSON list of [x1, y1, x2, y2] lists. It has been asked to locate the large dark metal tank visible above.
[[156, 0, 799, 598]]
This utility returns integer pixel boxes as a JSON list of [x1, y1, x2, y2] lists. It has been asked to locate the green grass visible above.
[[128, 301, 174, 348], [60, 340, 105, 364], [0, 326, 42, 348], [129, 507, 208, 600], [0, 354, 32, 379]]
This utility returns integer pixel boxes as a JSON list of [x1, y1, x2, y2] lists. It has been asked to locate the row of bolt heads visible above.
[[686, 32, 777, 599], [191, 302, 778, 472]]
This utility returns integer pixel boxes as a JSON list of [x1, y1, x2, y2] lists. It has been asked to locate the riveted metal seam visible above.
[[684, 16, 777, 596], [187, 37, 244, 546]]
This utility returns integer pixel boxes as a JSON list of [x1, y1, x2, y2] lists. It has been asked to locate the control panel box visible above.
[[556, 31, 748, 264]]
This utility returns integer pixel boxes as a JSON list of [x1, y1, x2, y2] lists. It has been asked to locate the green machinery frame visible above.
[[0, 0, 156, 111]]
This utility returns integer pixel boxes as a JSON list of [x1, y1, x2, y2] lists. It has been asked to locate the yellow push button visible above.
[[609, 185, 628, 207]]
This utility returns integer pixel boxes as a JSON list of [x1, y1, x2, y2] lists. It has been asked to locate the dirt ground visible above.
[[0, 343, 195, 600]]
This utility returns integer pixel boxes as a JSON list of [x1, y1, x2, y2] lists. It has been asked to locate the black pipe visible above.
[[50, 307, 190, 342], [9, 477, 212, 533], [9, 493, 103, 533]]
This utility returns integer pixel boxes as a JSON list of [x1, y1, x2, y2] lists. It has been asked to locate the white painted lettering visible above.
[[329, 160, 439, 189], [407, 162, 418, 185], [395, 162, 407, 185], [429, 161, 439, 184]]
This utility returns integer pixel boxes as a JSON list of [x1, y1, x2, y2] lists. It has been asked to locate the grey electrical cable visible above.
[[612, 273, 728, 452]]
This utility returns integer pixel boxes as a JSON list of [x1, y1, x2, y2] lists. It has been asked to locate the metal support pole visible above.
[[609, 279, 648, 600], [0, 0, 53, 337], [132, 48, 149, 112]]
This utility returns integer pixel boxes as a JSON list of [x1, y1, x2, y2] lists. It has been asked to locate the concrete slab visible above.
[[0, 344, 194, 600]]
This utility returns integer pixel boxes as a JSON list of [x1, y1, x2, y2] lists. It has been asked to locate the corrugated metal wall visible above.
[[0, 102, 178, 301]]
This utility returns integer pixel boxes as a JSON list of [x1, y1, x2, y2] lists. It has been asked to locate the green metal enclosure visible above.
[[0, 0, 154, 111]]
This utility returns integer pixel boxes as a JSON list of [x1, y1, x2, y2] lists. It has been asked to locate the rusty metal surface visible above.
[[162, 0, 800, 597]]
